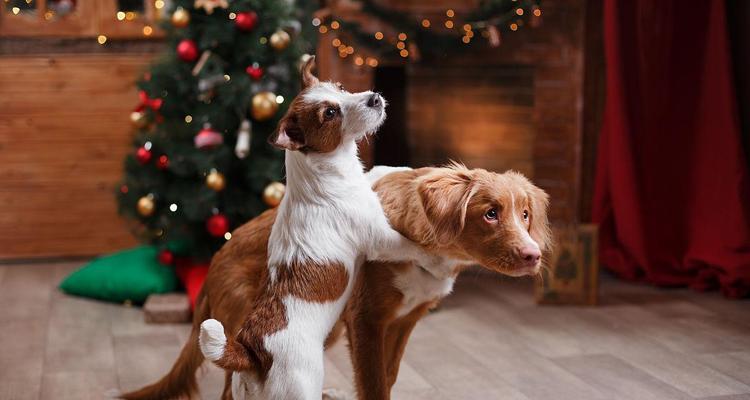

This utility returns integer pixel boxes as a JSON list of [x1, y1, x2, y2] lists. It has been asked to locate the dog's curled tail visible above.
[[118, 292, 210, 400], [200, 319, 252, 371]]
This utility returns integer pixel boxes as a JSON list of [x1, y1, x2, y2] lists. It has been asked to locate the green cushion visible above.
[[59, 246, 178, 304]]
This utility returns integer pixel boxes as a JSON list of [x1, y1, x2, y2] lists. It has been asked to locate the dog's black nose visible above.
[[367, 93, 382, 108]]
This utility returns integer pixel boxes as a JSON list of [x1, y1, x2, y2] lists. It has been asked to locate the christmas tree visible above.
[[117, 0, 314, 262]]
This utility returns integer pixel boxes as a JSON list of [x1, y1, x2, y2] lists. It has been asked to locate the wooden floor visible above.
[[1, 262, 749, 400]]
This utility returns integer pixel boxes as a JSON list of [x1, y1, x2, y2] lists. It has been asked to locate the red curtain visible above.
[[593, 0, 750, 298]]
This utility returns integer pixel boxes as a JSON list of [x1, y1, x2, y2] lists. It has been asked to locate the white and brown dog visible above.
[[119, 163, 551, 400], [118, 65, 551, 400], [197, 57, 443, 399]]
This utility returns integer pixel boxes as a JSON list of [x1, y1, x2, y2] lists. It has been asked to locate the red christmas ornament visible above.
[[156, 154, 169, 170], [136, 147, 152, 164], [137, 90, 163, 112], [235, 11, 258, 31], [245, 64, 263, 81], [177, 39, 199, 62], [194, 125, 224, 149], [206, 214, 229, 237], [157, 249, 175, 266]]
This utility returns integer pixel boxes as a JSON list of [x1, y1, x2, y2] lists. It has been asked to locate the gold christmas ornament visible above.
[[206, 169, 226, 191], [130, 110, 148, 128], [269, 30, 291, 51], [137, 195, 156, 217], [263, 182, 285, 207], [251, 91, 279, 121], [171, 7, 190, 28], [194, 0, 227, 14]]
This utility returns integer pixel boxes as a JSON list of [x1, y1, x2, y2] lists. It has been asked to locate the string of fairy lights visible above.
[[6, 0, 541, 60], [312, 0, 542, 67]]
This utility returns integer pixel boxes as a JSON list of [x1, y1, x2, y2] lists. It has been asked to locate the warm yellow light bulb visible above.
[[421, 19, 430, 28], [399, 49, 409, 58], [331, 21, 340, 29], [398, 32, 407, 41], [375, 31, 384, 40], [116, 11, 126, 20], [445, 20, 454, 29], [142, 25, 153, 36], [97, 35, 108, 45], [332, 38, 341, 47], [516, 8, 524, 15], [446, 9, 455, 17], [354, 56, 364, 66], [510, 23, 518, 31], [396, 41, 405, 50], [533, 8, 542, 17]]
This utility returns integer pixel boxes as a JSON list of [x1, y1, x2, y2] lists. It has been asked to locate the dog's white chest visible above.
[[392, 265, 455, 318]]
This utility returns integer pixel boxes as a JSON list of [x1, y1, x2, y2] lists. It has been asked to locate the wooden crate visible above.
[[535, 224, 599, 305]]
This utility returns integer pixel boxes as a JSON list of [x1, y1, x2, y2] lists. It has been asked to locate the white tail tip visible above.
[[199, 318, 227, 362]]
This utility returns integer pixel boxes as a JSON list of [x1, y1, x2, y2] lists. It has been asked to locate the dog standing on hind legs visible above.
[[197, 57, 445, 399], [118, 162, 551, 400]]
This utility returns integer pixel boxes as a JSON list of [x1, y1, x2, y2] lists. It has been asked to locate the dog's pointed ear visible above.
[[417, 168, 476, 245], [269, 116, 305, 151], [301, 55, 319, 89]]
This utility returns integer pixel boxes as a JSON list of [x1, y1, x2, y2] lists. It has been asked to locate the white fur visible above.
[[210, 83, 437, 400], [393, 264, 456, 318], [510, 192, 541, 252], [199, 319, 227, 362]]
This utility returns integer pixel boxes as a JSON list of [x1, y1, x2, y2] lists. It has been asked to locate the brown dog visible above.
[[120, 164, 550, 400]]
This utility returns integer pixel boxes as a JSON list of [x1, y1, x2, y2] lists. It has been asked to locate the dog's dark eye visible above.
[[523, 210, 529, 221], [484, 208, 498, 221], [324, 107, 337, 120]]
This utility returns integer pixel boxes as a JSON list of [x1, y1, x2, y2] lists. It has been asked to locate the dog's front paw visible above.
[[322, 388, 354, 400], [199, 318, 227, 361]]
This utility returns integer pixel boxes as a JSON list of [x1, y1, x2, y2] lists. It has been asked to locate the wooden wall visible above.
[[319, 0, 589, 226], [0, 54, 152, 259]]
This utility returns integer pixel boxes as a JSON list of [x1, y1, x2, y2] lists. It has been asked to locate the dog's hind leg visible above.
[[221, 370, 234, 400]]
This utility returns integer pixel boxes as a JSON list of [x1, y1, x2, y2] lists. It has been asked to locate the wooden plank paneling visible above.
[[0, 54, 153, 259]]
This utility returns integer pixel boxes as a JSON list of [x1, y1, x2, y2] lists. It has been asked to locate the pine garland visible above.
[[321, 0, 542, 61]]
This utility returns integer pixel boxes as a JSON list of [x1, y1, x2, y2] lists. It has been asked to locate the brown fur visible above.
[[375, 166, 552, 276], [120, 166, 551, 400], [211, 260, 348, 380], [268, 56, 344, 154]]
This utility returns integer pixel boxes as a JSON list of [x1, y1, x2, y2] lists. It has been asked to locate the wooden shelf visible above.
[[0, 0, 164, 39]]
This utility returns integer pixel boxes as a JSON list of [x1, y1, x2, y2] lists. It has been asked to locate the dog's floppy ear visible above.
[[268, 116, 305, 151], [527, 184, 552, 253], [417, 169, 476, 245], [301, 55, 319, 88]]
